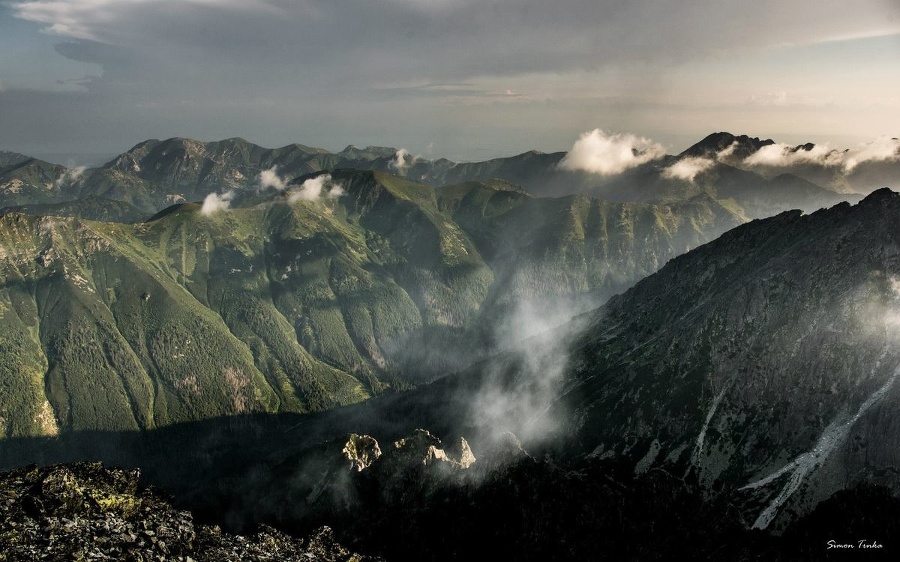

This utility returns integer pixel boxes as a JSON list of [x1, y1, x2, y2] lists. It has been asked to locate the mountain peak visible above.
[[279, 142, 329, 155], [860, 187, 898, 205], [680, 132, 775, 160], [337, 145, 398, 160]]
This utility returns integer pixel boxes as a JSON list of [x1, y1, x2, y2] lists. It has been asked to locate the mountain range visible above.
[[0, 131, 897, 559], [4, 131, 885, 223], [3, 189, 899, 560]]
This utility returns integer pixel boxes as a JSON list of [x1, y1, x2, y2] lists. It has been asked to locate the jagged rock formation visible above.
[[679, 131, 776, 161], [387, 430, 475, 470], [342, 434, 382, 472], [237, 430, 478, 525], [0, 462, 379, 562]]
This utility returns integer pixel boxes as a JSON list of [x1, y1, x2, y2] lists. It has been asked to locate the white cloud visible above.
[[54, 165, 86, 187], [662, 156, 715, 182], [469, 296, 595, 447], [843, 137, 900, 172], [258, 165, 286, 190], [716, 141, 739, 160], [327, 183, 345, 198], [389, 148, 413, 175], [744, 137, 900, 172], [663, 139, 758, 182], [558, 129, 666, 175], [287, 174, 344, 203], [744, 142, 843, 168], [200, 190, 234, 215]]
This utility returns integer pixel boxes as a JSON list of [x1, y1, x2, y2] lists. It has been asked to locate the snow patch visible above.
[[690, 384, 730, 468]]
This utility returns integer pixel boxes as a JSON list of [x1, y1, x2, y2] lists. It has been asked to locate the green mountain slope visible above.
[[0, 158, 67, 208], [1, 196, 148, 223], [0, 170, 746, 438]]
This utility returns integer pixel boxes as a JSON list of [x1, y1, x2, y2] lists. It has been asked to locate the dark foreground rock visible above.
[[0, 462, 379, 562]]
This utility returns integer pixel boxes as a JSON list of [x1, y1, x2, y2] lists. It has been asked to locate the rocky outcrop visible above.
[[343, 433, 382, 472], [388, 429, 475, 470], [0, 462, 380, 562]]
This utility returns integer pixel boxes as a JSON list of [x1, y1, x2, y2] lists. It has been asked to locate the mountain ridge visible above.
[[0, 169, 747, 438], [3, 130, 873, 225], [553, 187, 900, 529]]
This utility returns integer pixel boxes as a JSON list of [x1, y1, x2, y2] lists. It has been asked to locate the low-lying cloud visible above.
[[744, 137, 900, 173], [661, 142, 740, 182], [469, 296, 595, 448], [258, 166, 287, 190], [843, 137, 900, 172], [662, 156, 716, 182], [716, 141, 739, 160], [54, 165, 86, 188], [287, 174, 345, 203], [558, 129, 666, 175], [200, 190, 234, 215], [389, 149, 414, 175], [744, 142, 842, 168]]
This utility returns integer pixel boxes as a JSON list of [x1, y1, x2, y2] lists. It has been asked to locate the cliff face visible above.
[[559, 188, 900, 529]]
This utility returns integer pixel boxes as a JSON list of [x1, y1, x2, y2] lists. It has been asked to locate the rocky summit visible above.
[[0, 462, 380, 562]]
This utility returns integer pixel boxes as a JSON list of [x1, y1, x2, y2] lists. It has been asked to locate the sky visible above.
[[1, 0, 899, 164]]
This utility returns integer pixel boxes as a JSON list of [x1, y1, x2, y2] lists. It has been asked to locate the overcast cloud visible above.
[[2, 0, 899, 160]]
